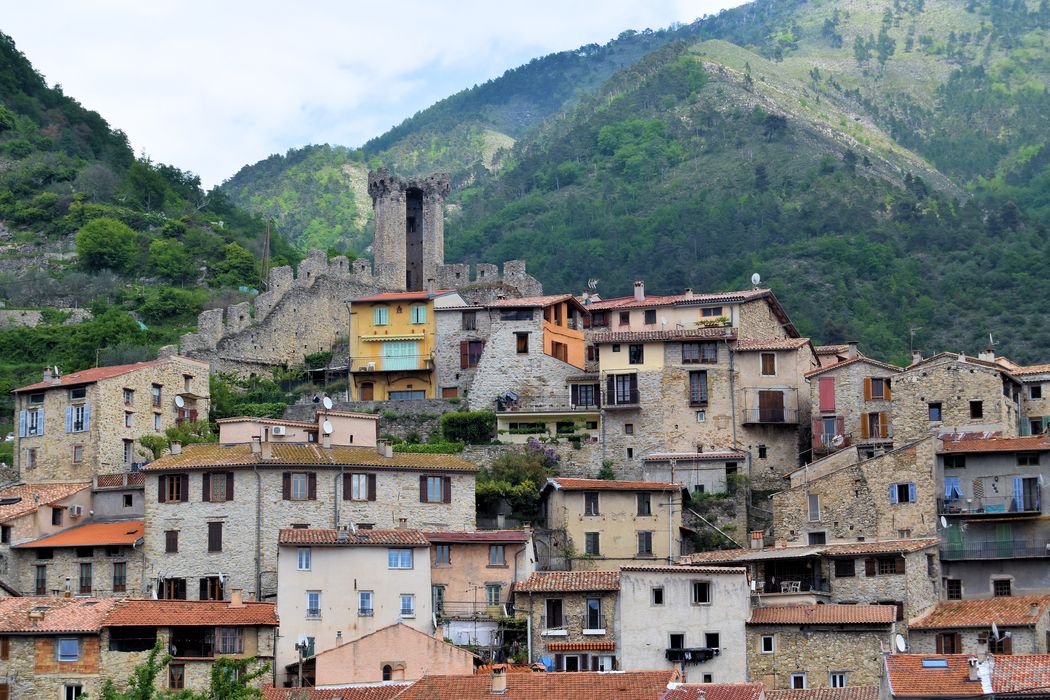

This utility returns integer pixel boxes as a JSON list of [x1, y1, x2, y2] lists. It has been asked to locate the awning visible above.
[[548, 641, 615, 651], [360, 335, 424, 342]]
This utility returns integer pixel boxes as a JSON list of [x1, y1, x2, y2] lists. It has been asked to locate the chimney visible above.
[[229, 589, 245, 608], [978, 348, 996, 362], [170, 441, 182, 456], [250, 437, 262, 455], [260, 440, 272, 461], [397, 517, 408, 530], [846, 342, 860, 359], [336, 529, 350, 543], [968, 657, 981, 682], [490, 666, 508, 695], [750, 530, 765, 550], [28, 609, 45, 626], [910, 350, 923, 366], [633, 280, 645, 301], [336, 630, 343, 646], [376, 439, 388, 457], [322, 433, 331, 450], [1030, 602, 1041, 617], [42, 366, 52, 383], [683, 288, 694, 299], [384, 443, 393, 458]]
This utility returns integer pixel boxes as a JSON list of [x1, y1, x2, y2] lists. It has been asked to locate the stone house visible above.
[[217, 410, 379, 447], [617, 564, 749, 682], [746, 604, 897, 690], [935, 434, 1050, 600], [642, 450, 750, 497], [585, 284, 816, 487], [141, 441, 478, 602], [11, 355, 210, 480], [514, 570, 620, 671], [393, 669, 681, 700], [433, 299, 492, 400], [805, 350, 902, 460], [275, 528, 433, 686], [12, 519, 144, 597], [683, 537, 941, 622], [538, 478, 685, 570], [1012, 362, 1050, 435], [907, 595, 1050, 655], [424, 529, 535, 647], [772, 438, 938, 546], [892, 353, 1022, 444]]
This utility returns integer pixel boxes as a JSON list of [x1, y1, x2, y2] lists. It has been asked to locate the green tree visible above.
[[76, 217, 140, 273], [149, 238, 196, 283], [213, 242, 257, 288], [853, 35, 872, 64], [127, 159, 168, 211], [97, 638, 169, 700]]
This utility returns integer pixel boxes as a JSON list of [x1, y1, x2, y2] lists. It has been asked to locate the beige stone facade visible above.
[[516, 577, 620, 671], [745, 624, 890, 690], [12, 355, 210, 481], [12, 539, 144, 597]]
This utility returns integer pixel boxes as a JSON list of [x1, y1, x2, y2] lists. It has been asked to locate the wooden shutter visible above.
[[202, 473, 211, 502], [0, 636, 9, 659], [629, 373, 638, 391], [935, 634, 943, 654], [307, 473, 317, 500], [863, 378, 873, 400], [865, 558, 876, 576], [571, 384, 579, 405], [420, 476, 428, 502], [442, 476, 451, 503], [818, 377, 836, 412], [812, 418, 823, 451], [953, 633, 962, 653], [158, 476, 167, 503], [0, 683, 8, 700], [895, 556, 906, 574], [460, 341, 469, 369], [860, 415, 869, 439], [885, 379, 892, 401], [179, 474, 189, 502], [208, 522, 222, 551], [282, 472, 291, 500], [1003, 636, 1013, 655], [836, 416, 845, 438], [879, 412, 889, 438], [606, 376, 615, 403], [199, 578, 209, 600], [368, 474, 377, 501], [342, 473, 352, 500], [580, 655, 589, 671], [226, 472, 234, 500]]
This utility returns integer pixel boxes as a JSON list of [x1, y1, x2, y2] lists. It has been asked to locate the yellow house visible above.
[[348, 290, 462, 401]]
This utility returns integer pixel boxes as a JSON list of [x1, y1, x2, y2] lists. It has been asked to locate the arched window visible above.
[[382, 664, 392, 681]]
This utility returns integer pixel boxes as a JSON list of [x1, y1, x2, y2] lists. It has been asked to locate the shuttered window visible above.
[[410, 305, 427, 324], [207, 522, 222, 552], [373, 306, 389, 326], [382, 341, 420, 371], [344, 473, 376, 501]]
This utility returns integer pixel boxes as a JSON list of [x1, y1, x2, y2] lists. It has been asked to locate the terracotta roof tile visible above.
[[475, 664, 538, 674], [1008, 363, 1050, 377], [0, 482, 91, 524], [767, 687, 879, 700], [0, 596, 120, 633], [103, 599, 278, 627], [820, 538, 940, 556], [488, 294, 578, 308], [814, 345, 851, 355], [804, 355, 903, 378], [680, 539, 939, 565], [423, 530, 531, 543], [13, 361, 165, 393], [15, 520, 144, 549], [643, 451, 748, 462], [548, 477, 682, 491], [394, 670, 678, 700], [586, 288, 770, 311], [909, 595, 1050, 629], [993, 655, 1050, 694], [679, 549, 752, 564], [143, 443, 478, 472], [514, 571, 620, 592], [621, 564, 747, 575], [279, 528, 430, 546], [662, 682, 765, 700], [940, 435, 1050, 453], [749, 604, 897, 625], [885, 655, 985, 697], [591, 327, 736, 344], [733, 338, 812, 352], [263, 685, 409, 700], [547, 641, 616, 651]]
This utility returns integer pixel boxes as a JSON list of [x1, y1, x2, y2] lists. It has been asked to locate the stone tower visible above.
[[368, 168, 451, 292]]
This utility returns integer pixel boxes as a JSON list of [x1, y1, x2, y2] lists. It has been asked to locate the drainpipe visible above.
[[669, 459, 676, 565], [727, 339, 738, 449], [599, 407, 606, 467], [333, 466, 344, 527], [528, 592, 534, 664], [254, 464, 262, 600]]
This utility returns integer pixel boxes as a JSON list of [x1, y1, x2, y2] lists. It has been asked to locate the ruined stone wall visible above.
[[437, 261, 543, 304], [369, 169, 450, 291], [0, 308, 91, 328], [745, 625, 890, 689]]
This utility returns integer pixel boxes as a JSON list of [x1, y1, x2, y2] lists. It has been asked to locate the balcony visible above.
[[604, 389, 640, 408], [437, 601, 508, 621], [742, 407, 799, 425], [742, 388, 799, 425], [350, 353, 434, 373], [938, 496, 1041, 518], [666, 647, 719, 664], [940, 539, 1050, 560]]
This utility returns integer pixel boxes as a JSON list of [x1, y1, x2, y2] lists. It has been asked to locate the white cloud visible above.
[[3, 0, 744, 186]]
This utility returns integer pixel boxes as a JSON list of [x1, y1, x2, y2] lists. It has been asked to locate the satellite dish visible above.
[[322, 396, 333, 410], [940, 516, 948, 529], [751, 272, 761, 286], [895, 634, 907, 653], [322, 421, 333, 435], [992, 623, 999, 640], [661, 317, 668, 325], [174, 395, 185, 408], [831, 434, 845, 447]]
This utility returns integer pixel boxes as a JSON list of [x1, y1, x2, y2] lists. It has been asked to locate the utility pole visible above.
[[260, 218, 271, 290]]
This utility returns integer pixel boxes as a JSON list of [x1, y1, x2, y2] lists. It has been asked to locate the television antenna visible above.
[[909, 327, 923, 354]]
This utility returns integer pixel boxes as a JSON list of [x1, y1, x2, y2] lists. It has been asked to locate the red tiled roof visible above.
[[1009, 363, 1050, 377], [993, 655, 1050, 694], [424, 530, 530, 543], [766, 688, 879, 700], [732, 338, 812, 352], [591, 327, 736, 344], [103, 599, 278, 627], [885, 655, 985, 697], [749, 604, 897, 625], [662, 682, 765, 700], [586, 288, 770, 311], [643, 451, 748, 462], [488, 294, 577, 308], [142, 443, 478, 472], [349, 290, 452, 302], [15, 520, 144, 549], [804, 355, 903, 378], [394, 670, 678, 700], [621, 564, 747, 575], [547, 641, 616, 651], [476, 664, 538, 674], [815, 345, 851, 355], [13, 361, 164, 393], [279, 528, 430, 547], [680, 539, 939, 565], [0, 596, 120, 633], [940, 435, 1050, 453], [514, 571, 620, 592], [909, 595, 1050, 630], [820, 538, 940, 556], [679, 549, 752, 564], [0, 482, 91, 524], [263, 685, 408, 700], [548, 477, 682, 491]]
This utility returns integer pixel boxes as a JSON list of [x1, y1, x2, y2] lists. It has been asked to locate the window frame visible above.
[[651, 587, 664, 606], [584, 532, 600, 555], [584, 492, 600, 516], [761, 635, 775, 653], [56, 637, 81, 662], [637, 493, 652, 516], [760, 352, 777, 376], [388, 549, 414, 569], [691, 580, 711, 605], [399, 593, 416, 618], [928, 401, 943, 422], [169, 663, 185, 689], [359, 590, 374, 615], [637, 530, 653, 556], [628, 344, 644, 365], [306, 590, 321, 618], [290, 472, 309, 501], [489, 544, 506, 566], [297, 547, 311, 571], [435, 544, 451, 566]]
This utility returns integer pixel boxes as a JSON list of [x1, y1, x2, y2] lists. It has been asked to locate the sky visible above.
[[3, 1, 745, 187]]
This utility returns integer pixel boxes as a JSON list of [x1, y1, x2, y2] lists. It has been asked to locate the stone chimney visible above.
[[42, 366, 52, 383], [229, 589, 245, 608], [750, 530, 765, 550], [910, 350, 923, 366], [397, 517, 408, 530], [846, 342, 860, 359], [322, 433, 331, 450], [250, 437, 262, 455], [968, 657, 981, 682], [633, 280, 645, 301], [376, 440, 393, 458], [683, 288, 694, 299], [28, 608, 45, 626], [170, 441, 182, 456], [978, 348, 996, 362], [490, 666, 508, 694], [260, 440, 272, 461]]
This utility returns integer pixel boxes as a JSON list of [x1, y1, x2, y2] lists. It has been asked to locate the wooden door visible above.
[[360, 382, 374, 401], [758, 390, 784, 422]]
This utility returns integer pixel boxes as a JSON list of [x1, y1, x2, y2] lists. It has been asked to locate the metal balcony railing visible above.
[[604, 389, 640, 407], [350, 354, 434, 373], [742, 407, 799, 425], [938, 496, 1041, 516], [940, 540, 1050, 561], [666, 647, 719, 664], [436, 601, 507, 620]]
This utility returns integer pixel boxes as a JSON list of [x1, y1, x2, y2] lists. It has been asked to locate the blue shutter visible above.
[[83, 404, 91, 433], [1013, 477, 1024, 512], [65, 406, 72, 433], [908, 482, 917, 503], [36, 408, 43, 436], [945, 477, 962, 500], [18, 410, 26, 438], [889, 484, 898, 504]]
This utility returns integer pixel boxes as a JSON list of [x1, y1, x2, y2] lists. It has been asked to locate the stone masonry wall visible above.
[[13, 544, 145, 597], [908, 627, 1039, 655], [434, 306, 494, 400], [525, 590, 618, 666], [828, 549, 941, 620], [807, 361, 899, 456], [745, 626, 890, 690], [0, 307, 91, 328]]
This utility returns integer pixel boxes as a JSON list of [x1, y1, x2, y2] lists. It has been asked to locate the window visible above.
[[870, 377, 889, 400], [625, 423, 634, 435], [626, 447, 634, 459], [207, 522, 223, 552], [400, 594, 415, 617], [463, 340, 485, 368], [486, 584, 502, 606], [217, 627, 243, 654], [572, 383, 598, 408], [124, 411, 133, 428], [808, 493, 820, 522], [758, 444, 767, 459], [461, 311, 477, 330], [704, 632, 720, 650], [423, 475, 447, 503], [200, 576, 222, 601], [1030, 384, 1043, 399], [761, 353, 776, 375], [638, 531, 653, 555], [165, 530, 178, 553], [1018, 452, 1040, 466], [944, 455, 966, 469], [72, 445, 83, 463], [290, 472, 310, 500], [162, 474, 186, 503], [70, 404, 88, 433], [69, 386, 87, 401], [790, 674, 807, 690], [123, 440, 134, 465], [500, 308, 533, 321], [642, 309, 657, 325], [585, 532, 600, 555], [516, 332, 529, 354], [652, 587, 664, 606], [970, 400, 984, 419], [435, 544, 450, 565], [410, 305, 427, 324], [689, 370, 708, 405], [25, 447, 38, 469], [628, 344, 644, 364], [867, 412, 883, 438], [702, 674, 714, 683], [669, 633, 685, 650], [149, 384, 161, 407], [702, 306, 723, 317], [928, 402, 942, 422], [489, 544, 506, 566], [692, 581, 711, 604], [0, 526, 8, 544], [618, 312, 630, 327], [940, 579, 962, 600], [373, 306, 389, 325], [169, 664, 185, 689], [584, 492, 599, 515], [890, 482, 916, 504], [207, 473, 229, 503], [151, 412, 161, 431], [79, 563, 92, 594], [830, 672, 847, 688], [638, 493, 652, 516], [63, 684, 81, 700], [761, 635, 775, 653], [348, 473, 370, 501], [585, 597, 602, 630], [184, 375, 193, 393], [359, 590, 374, 615], [696, 410, 706, 422], [123, 494, 134, 508], [388, 549, 414, 569], [835, 559, 856, 578], [35, 565, 46, 595], [612, 344, 621, 353], [52, 507, 63, 526], [994, 579, 1012, 597], [684, 341, 718, 364], [306, 591, 321, 618], [545, 598, 564, 628], [808, 531, 827, 545], [292, 547, 311, 572], [938, 633, 961, 654], [57, 638, 80, 662], [160, 578, 186, 599], [25, 407, 43, 436]]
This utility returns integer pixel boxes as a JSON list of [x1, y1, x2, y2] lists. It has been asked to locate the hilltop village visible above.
[[4, 170, 1050, 699]]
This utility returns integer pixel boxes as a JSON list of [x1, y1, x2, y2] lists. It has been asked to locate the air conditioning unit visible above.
[[271, 426, 287, 436], [69, 505, 83, 517], [365, 362, 376, 371]]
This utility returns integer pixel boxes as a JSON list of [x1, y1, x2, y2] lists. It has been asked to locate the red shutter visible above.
[[307, 473, 317, 500], [189, 409, 198, 422], [420, 476, 428, 502], [836, 416, 845, 439], [158, 476, 167, 503], [202, 473, 211, 502], [865, 558, 876, 576], [818, 377, 836, 412], [812, 418, 823, 451], [226, 472, 234, 500], [368, 474, 377, 501], [282, 472, 291, 500], [460, 341, 469, 369], [179, 474, 189, 502], [442, 476, 451, 503]]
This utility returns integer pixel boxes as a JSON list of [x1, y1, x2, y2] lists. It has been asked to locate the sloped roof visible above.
[[487, 294, 580, 309], [278, 528, 430, 547], [14, 520, 144, 549], [103, 599, 278, 627], [733, 338, 812, 352], [680, 548, 753, 564], [143, 443, 478, 472], [0, 596, 120, 633], [940, 434, 1050, 454], [264, 686, 408, 700], [1008, 363, 1050, 377], [591, 327, 736, 344], [909, 595, 1050, 630], [586, 288, 770, 311], [621, 564, 746, 575], [885, 655, 986, 697], [767, 688, 878, 700], [814, 345, 851, 355], [423, 530, 531, 544], [820, 538, 940, 556], [547, 477, 682, 492], [13, 361, 164, 393], [993, 655, 1050, 695], [394, 670, 678, 700], [0, 482, 91, 524], [748, 604, 897, 625], [547, 641, 616, 651], [643, 451, 748, 462], [514, 571, 620, 593], [662, 682, 765, 700], [348, 290, 453, 302], [680, 538, 939, 565], [307, 623, 477, 665], [804, 355, 903, 378]]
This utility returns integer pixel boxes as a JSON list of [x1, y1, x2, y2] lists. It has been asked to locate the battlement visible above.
[[436, 260, 543, 302]]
